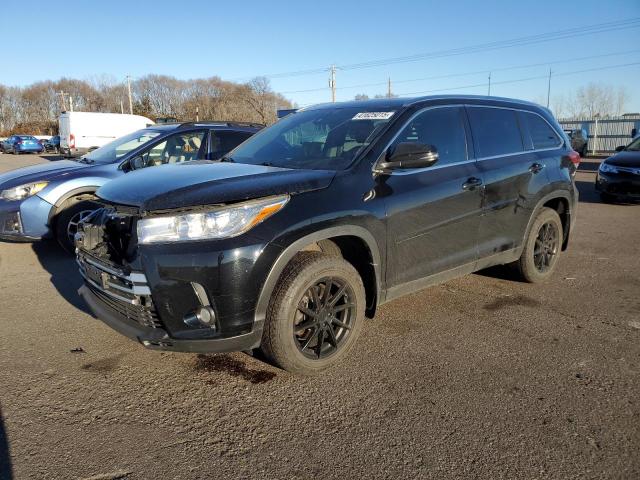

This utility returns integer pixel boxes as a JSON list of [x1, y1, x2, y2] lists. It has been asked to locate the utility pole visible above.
[[126, 75, 133, 114], [487, 72, 491, 96], [69, 96, 73, 112], [196, 106, 199, 122], [546, 68, 552, 108], [120, 100, 124, 114], [328, 65, 336, 103], [57, 91, 67, 111], [387, 77, 392, 98]]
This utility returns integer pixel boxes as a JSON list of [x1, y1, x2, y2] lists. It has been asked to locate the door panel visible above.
[[382, 106, 483, 288], [386, 163, 484, 286], [475, 152, 547, 257]]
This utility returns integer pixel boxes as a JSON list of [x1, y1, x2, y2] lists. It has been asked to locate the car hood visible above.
[[605, 150, 640, 167], [97, 161, 336, 211], [0, 160, 92, 189]]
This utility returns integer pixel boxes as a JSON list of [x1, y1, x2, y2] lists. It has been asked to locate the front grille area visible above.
[[78, 251, 163, 329]]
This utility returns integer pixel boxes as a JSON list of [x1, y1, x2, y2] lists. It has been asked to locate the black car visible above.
[[75, 95, 579, 374], [44, 135, 61, 153], [595, 136, 640, 202]]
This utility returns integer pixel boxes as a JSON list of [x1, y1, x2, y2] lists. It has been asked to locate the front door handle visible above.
[[529, 162, 545, 174], [462, 177, 483, 190]]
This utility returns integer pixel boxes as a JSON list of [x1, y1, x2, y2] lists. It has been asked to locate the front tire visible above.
[[54, 197, 100, 253], [261, 252, 365, 375], [514, 207, 563, 283]]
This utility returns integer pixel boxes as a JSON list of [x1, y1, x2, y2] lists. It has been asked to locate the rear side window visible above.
[[391, 107, 467, 166], [521, 112, 562, 150], [467, 107, 524, 158]]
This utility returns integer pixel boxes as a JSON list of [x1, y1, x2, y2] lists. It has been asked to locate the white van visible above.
[[59, 112, 154, 157]]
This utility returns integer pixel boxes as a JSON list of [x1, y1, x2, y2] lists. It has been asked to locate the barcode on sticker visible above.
[[352, 112, 395, 120]]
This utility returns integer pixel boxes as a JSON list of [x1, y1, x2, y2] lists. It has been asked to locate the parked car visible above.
[[0, 122, 261, 251], [595, 136, 640, 202], [59, 112, 154, 157], [74, 95, 579, 375], [44, 135, 61, 153], [564, 128, 588, 157], [1, 135, 45, 155]]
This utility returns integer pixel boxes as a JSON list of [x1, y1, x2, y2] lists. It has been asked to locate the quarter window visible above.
[[521, 112, 562, 150], [467, 107, 524, 158], [390, 107, 467, 166]]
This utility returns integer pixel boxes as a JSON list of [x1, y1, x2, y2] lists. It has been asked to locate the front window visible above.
[[227, 107, 397, 170], [389, 107, 468, 166], [81, 129, 162, 164], [626, 137, 640, 151]]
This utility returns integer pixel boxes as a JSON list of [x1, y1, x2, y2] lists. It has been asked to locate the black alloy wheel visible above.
[[533, 222, 559, 273], [293, 276, 357, 360]]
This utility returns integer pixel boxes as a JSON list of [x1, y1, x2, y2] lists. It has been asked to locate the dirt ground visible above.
[[0, 153, 638, 479]]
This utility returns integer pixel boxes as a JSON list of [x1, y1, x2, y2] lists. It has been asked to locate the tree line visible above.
[[0, 75, 292, 136]]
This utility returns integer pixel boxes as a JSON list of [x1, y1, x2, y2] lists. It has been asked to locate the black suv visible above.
[[75, 96, 579, 374]]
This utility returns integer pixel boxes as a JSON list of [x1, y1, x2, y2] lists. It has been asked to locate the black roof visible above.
[[305, 95, 544, 111]]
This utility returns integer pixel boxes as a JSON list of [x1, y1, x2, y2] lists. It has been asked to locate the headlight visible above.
[[0, 181, 49, 201], [599, 163, 618, 174], [137, 195, 289, 244]]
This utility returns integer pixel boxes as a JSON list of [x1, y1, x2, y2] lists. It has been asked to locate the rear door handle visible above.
[[529, 162, 545, 174], [462, 177, 483, 190]]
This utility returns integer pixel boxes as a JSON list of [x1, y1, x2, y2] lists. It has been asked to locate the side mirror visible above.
[[129, 155, 145, 170], [377, 142, 439, 172], [615, 145, 625, 152]]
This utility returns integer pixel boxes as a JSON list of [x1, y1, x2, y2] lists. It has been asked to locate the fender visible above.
[[520, 189, 574, 253], [45, 186, 100, 225], [253, 225, 383, 329]]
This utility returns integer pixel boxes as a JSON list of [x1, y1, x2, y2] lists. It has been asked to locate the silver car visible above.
[[0, 122, 260, 251]]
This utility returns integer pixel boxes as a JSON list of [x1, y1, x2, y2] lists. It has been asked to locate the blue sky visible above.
[[3, 0, 640, 110]]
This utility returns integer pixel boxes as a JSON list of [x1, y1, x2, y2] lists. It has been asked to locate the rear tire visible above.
[[261, 252, 365, 375], [514, 207, 563, 283], [54, 197, 100, 253]]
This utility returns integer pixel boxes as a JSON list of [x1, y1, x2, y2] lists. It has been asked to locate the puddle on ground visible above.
[[193, 353, 276, 384], [81, 353, 125, 373]]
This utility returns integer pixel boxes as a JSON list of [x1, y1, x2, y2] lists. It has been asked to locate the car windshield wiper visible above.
[[219, 155, 235, 163], [77, 157, 95, 164]]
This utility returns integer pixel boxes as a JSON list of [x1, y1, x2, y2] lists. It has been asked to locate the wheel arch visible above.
[[47, 186, 100, 227], [254, 226, 382, 329], [523, 191, 573, 252]]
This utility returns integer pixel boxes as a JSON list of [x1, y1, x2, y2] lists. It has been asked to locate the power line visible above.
[[394, 61, 640, 97], [234, 18, 640, 81], [279, 49, 640, 94]]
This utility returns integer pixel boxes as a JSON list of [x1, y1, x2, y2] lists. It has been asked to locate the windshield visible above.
[[81, 129, 162, 164], [625, 136, 640, 151], [227, 106, 397, 170], [19, 136, 37, 141]]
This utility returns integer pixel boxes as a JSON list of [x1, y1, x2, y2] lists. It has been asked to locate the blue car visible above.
[[0, 121, 261, 251], [1, 135, 45, 154]]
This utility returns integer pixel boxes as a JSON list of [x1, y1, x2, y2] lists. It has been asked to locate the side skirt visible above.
[[382, 247, 521, 304]]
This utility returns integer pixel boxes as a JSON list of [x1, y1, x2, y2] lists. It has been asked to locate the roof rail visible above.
[[176, 121, 265, 129]]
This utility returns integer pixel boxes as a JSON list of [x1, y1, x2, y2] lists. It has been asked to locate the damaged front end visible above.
[[74, 203, 267, 353]]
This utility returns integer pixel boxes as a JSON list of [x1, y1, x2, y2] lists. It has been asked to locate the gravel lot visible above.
[[0, 153, 638, 480]]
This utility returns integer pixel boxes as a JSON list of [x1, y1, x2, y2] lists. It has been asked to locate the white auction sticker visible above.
[[352, 112, 395, 120]]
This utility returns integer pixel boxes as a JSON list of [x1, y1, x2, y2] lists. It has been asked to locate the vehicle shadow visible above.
[[39, 154, 65, 162], [575, 179, 602, 204], [31, 241, 91, 315], [0, 404, 12, 480], [577, 159, 602, 173]]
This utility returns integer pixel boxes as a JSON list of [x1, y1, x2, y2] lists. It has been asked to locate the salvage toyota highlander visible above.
[[75, 96, 579, 374]]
